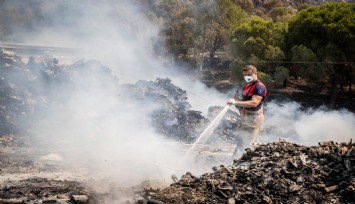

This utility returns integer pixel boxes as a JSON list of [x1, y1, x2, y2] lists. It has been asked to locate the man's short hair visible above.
[[243, 65, 257, 74]]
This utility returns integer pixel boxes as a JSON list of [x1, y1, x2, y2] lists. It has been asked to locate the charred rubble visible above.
[[0, 49, 242, 143], [0, 50, 32, 135], [0, 50, 119, 135], [122, 78, 207, 142], [123, 78, 240, 142], [206, 106, 241, 143], [123, 81, 242, 143], [0, 177, 99, 204], [149, 140, 355, 204]]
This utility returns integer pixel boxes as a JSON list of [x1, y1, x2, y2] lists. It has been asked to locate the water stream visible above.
[[182, 105, 230, 162]]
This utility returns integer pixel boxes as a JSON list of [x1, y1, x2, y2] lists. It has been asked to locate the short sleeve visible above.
[[253, 85, 265, 96]]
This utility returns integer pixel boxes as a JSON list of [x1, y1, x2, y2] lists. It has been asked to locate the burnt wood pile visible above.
[[148, 140, 355, 203]]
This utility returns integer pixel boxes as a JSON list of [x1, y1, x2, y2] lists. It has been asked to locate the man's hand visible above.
[[227, 98, 237, 106]]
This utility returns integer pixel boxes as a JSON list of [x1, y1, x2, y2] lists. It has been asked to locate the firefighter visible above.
[[227, 65, 267, 150]]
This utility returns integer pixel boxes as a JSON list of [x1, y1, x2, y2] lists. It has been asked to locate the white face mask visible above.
[[244, 76, 254, 83]]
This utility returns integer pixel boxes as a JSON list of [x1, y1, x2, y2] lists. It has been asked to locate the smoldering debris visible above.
[[0, 50, 31, 135], [0, 178, 96, 204], [149, 140, 355, 203], [206, 106, 240, 143], [122, 78, 208, 142], [0, 50, 242, 144], [123, 79, 241, 143]]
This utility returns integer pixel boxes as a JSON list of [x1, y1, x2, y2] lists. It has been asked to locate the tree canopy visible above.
[[286, 2, 355, 62], [286, 2, 355, 105], [230, 16, 287, 75]]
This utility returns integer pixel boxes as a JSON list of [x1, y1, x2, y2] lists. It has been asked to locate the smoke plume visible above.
[[261, 102, 355, 145], [4, 0, 226, 186]]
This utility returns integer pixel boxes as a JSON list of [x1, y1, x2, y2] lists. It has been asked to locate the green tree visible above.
[[230, 58, 246, 82], [269, 6, 295, 22], [230, 16, 287, 74], [234, 0, 254, 13], [157, 0, 194, 60], [274, 66, 289, 87], [147, 0, 248, 70], [289, 45, 326, 81], [258, 71, 274, 89], [286, 3, 355, 106], [189, 0, 248, 70]]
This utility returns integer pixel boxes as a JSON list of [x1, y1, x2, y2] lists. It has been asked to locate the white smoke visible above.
[[261, 102, 355, 145], [295, 109, 355, 145], [9, 0, 226, 188]]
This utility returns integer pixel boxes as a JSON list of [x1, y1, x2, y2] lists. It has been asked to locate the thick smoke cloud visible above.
[[10, 0, 226, 186]]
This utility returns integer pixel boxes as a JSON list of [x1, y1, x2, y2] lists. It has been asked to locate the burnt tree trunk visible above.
[[349, 77, 353, 99], [209, 34, 224, 69], [349, 63, 354, 100], [330, 72, 339, 108], [340, 76, 344, 90]]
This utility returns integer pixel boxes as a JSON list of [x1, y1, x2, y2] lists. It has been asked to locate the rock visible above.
[[70, 195, 89, 203]]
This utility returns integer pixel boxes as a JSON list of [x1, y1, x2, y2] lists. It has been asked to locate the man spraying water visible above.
[[227, 65, 267, 156]]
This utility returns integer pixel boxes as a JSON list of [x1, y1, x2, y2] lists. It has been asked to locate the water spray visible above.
[[181, 105, 231, 163]]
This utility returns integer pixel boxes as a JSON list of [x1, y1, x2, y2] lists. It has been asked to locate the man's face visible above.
[[243, 70, 257, 81]]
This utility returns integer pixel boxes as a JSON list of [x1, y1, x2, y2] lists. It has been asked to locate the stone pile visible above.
[[149, 139, 355, 203]]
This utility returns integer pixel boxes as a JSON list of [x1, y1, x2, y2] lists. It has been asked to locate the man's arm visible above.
[[235, 95, 262, 108]]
